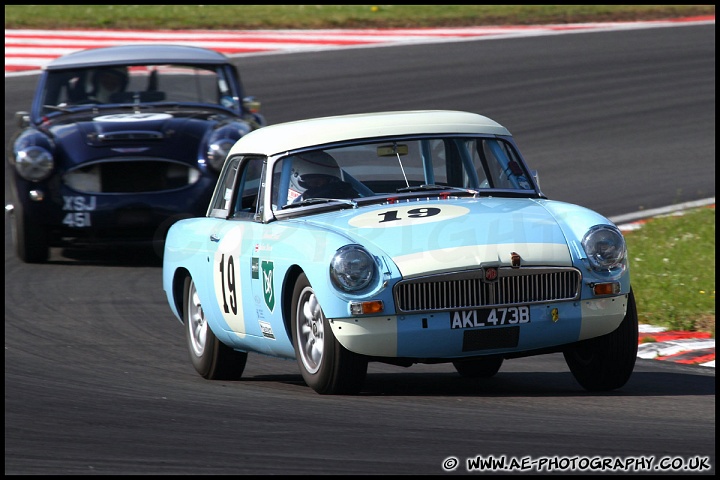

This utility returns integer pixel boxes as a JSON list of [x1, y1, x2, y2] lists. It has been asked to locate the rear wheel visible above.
[[12, 209, 49, 263], [183, 276, 247, 380], [453, 356, 504, 378], [563, 288, 638, 391], [291, 273, 368, 394]]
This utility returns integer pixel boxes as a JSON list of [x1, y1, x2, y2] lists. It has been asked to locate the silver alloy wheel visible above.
[[295, 285, 325, 374], [186, 279, 207, 358]]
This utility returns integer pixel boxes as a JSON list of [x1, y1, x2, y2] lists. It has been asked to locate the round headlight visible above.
[[15, 146, 54, 181], [207, 138, 236, 172], [581, 225, 627, 271], [329, 245, 376, 292]]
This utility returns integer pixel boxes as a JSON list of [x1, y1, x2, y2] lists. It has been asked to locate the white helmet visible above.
[[288, 151, 342, 194]]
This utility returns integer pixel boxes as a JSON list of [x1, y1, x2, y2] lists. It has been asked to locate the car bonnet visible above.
[[72, 112, 178, 145], [297, 197, 574, 278]]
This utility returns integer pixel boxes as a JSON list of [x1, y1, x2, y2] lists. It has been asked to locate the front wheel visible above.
[[563, 288, 639, 391], [183, 276, 247, 380], [291, 273, 367, 395], [11, 208, 49, 263]]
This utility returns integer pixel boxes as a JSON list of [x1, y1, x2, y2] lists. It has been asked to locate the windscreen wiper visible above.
[[281, 198, 357, 210], [396, 184, 477, 195]]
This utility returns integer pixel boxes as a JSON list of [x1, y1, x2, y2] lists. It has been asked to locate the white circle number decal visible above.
[[349, 204, 469, 228], [93, 113, 172, 122]]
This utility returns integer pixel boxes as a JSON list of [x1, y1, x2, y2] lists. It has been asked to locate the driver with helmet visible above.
[[287, 151, 357, 203], [92, 66, 129, 103]]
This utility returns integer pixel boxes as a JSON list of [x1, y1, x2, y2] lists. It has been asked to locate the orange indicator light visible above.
[[351, 301, 385, 315], [362, 300, 384, 314], [593, 283, 620, 295]]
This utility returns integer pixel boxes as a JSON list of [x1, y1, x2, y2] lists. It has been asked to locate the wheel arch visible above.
[[171, 267, 191, 324], [281, 265, 304, 342]]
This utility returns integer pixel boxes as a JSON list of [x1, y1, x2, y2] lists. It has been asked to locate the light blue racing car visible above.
[[162, 110, 637, 395]]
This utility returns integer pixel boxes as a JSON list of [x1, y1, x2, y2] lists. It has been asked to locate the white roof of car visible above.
[[228, 110, 511, 157]]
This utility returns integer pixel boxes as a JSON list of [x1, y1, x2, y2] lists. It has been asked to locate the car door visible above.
[[202, 155, 270, 349]]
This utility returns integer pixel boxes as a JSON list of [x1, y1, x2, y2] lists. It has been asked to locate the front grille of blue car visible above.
[[63, 158, 201, 194], [393, 267, 581, 313]]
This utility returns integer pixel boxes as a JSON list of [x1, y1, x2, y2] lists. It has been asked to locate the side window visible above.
[[271, 157, 293, 209], [209, 156, 242, 218], [480, 139, 532, 190], [231, 157, 264, 219], [208, 156, 265, 219]]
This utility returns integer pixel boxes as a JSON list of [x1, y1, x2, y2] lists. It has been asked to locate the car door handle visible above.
[[210, 233, 220, 242]]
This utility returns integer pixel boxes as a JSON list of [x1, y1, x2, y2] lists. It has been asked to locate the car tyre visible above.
[[453, 355, 504, 378], [291, 273, 368, 395], [563, 288, 639, 391], [12, 209, 49, 263], [183, 276, 247, 380]]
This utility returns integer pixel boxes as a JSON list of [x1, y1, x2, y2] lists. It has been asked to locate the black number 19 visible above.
[[219, 253, 238, 315], [378, 207, 441, 223]]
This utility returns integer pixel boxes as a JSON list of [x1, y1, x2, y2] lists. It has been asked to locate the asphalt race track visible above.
[[4, 23, 716, 475]]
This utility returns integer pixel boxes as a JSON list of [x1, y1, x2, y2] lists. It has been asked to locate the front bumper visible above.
[[329, 295, 629, 359], [13, 179, 215, 247]]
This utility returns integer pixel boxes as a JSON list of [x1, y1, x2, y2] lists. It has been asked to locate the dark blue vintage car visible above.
[[6, 44, 265, 263]]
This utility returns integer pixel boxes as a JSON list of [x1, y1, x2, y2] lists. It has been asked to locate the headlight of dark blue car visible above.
[[330, 245, 377, 292], [207, 137, 236, 172], [581, 225, 627, 271], [14, 145, 54, 181]]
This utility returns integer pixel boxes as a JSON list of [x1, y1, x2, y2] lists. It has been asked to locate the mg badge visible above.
[[483, 267, 498, 282]]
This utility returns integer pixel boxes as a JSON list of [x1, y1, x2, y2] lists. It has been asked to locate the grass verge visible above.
[[624, 206, 715, 336], [4, 5, 715, 30]]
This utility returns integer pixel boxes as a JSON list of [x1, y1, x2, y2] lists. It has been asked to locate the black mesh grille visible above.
[[63, 159, 199, 193]]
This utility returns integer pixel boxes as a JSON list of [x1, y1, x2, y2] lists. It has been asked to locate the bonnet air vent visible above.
[[96, 131, 164, 141]]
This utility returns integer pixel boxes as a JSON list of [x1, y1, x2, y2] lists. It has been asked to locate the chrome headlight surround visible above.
[[207, 137, 236, 172], [581, 225, 627, 271], [15, 146, 54, 181], [329, 245, 377, 293]]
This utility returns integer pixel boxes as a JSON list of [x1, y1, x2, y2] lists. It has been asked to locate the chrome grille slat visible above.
[[394, 267, 581, 313]]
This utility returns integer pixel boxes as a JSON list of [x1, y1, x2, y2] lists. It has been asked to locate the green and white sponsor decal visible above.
[[262, 260, 275, 312]]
